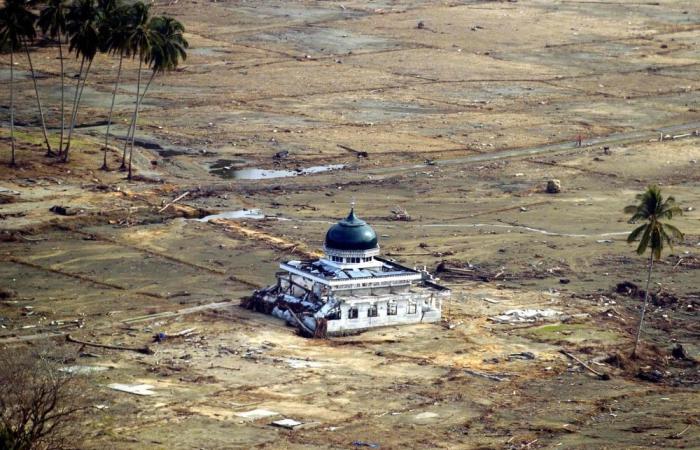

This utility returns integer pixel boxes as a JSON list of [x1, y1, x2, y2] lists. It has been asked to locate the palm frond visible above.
[[627, 224, 647, 243], [636, 225, 652, 255], [662, 223, 684, 241]]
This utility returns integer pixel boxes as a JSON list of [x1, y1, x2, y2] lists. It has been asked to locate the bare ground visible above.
[[1, 0, 699, 448]]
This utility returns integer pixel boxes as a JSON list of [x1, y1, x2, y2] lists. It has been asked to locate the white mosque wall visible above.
[[325, 291, 447, 335]]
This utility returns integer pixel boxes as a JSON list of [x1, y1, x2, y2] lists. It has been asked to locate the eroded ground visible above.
[[1, 0, 699, 448]]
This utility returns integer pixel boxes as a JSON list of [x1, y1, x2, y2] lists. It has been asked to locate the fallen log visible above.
[[560, 349, 610, 380], [337, 144, 369, 158], [158, 191, 190, 213], [464, 369, 509, 382], [67, 334, 154, 355]]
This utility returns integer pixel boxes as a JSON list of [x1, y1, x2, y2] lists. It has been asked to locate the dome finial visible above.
[[347, 197, 356, 220]]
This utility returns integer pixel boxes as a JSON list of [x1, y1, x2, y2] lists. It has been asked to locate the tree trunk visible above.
[[102, 52, 124, 170], [24, 42, 52, 156], [140, 70, 156, 103], [63, 57, 92, 162], [58, 39, 65, 156], [121, 69, 153, 171], [9, 48, 16, 166], [632, 254, 655, 358], [127, 58, 143, 180], [63, 56, 85, 161]]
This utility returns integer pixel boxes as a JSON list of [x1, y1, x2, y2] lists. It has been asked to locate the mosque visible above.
[[246, 207, 450, 337]]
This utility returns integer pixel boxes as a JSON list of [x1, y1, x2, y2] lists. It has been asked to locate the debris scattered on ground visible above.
[[546, 179, 562, 194], [389, 205, 411, 221], [560, 350, 610, 380], [337, 144, 369, 158], [59, 365, 109, 375], [352, 441, 380, 448], [154, 328, 198, 342], [49, 205, 80, 216], [235, 409, 279, 420], [67, 334, 154, 355], [489, 309, 562, 324], [273, 150, 289, 159], [637, 369, 664, 383], [107, 383, 156, 396], [284, 358, 325, 369], [616, 281, 639, 296], [508, 352, 536, 361], [158, 191, 190, 213], [601, 353, 626, 369], [671, 344, 696, 363], [271, 418, 303, 429], [464, 369, 511, 382], [414, 412, 439, 420]]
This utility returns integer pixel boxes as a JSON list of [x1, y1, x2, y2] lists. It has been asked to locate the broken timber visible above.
[[560, 349, 610, 380], [67, 334, 154, 355]]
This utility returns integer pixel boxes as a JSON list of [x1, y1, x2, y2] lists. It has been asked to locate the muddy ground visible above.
[[1, 0, 699, 448]]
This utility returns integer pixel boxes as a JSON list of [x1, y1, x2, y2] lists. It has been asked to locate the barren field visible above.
[[1, 0, 699, 448]]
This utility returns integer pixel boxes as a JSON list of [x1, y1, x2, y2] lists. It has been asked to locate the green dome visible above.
[[325, 209, 378, 251]]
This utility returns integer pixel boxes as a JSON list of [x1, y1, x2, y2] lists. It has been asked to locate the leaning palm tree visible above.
[[38, 0, 69, 156], [119, 1, 151, 171], [99, 1, 135, 170], [63, 0, 99, 162], [19, 2, 54, 156], [0, 0, 37, 166], [624, 185, 684, 358], [126, 15, 187, 180]]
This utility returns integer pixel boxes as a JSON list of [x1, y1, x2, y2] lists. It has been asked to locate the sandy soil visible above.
[[1, 0, 699, 448]]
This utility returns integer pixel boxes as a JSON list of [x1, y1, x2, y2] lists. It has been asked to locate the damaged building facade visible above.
[[245, 208, 450, 337]]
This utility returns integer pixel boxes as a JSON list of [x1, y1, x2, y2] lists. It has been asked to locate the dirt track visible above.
[[1, 0, 699, 448]]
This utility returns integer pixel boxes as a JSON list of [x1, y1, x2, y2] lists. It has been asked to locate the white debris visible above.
[[235, 409, 280, 420], [489, 309, 562, 324], [271, 418, 303, 429], [107, 383, 155, 396], [196, 209, 265, 222], [60, 366, 109, 375], [414, 412, 439, 420], [285, 358, 325, 369]]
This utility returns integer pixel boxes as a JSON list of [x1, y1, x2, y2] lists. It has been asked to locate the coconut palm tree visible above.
[[1, 0, 50, 164], [38, 0, 69, 156], [126, 15, 188, 180], [119, 1, 150, 171], [63, 0, 99, 162], [20, 3, 54, 156], [624, 185, 684, 358], [99, 1, 134, 170]]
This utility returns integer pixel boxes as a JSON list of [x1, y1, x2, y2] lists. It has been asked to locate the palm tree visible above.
[[0, 0, 46, 165], [126, 15, 188, 180], [624, 185, 684, 358], [63, 0, 99, 162], [119, 1, 150, 171], [20, 3, 54, 156], [38, 0, 69, 156], [99, 1, 134, 170]]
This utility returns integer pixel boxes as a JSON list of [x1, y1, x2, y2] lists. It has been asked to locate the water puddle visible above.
[[196, 209, 265, 222], [210, 163, 345, 180]]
